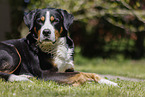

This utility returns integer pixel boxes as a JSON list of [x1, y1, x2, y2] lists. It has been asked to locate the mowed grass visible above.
[[74, 54, 145, 79], [1, 53, 145, 97], [0, 79, 145, 97]]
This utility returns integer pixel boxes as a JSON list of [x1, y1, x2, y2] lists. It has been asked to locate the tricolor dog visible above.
[[0, 8, 118, 86]]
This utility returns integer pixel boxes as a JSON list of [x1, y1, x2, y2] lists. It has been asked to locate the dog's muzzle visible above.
[[43, 29, 51, 37], [40, 28, 55, 43]]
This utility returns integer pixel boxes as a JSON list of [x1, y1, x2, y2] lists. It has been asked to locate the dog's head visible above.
[[24, 8, 74, 43]]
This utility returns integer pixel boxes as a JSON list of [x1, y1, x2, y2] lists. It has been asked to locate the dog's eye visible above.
[[52, 19, 59, 24], [36, 18, 44, 25]]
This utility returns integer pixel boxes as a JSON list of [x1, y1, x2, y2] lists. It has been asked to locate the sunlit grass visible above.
[[74, 53, 145, 79], [0, 79, 145, 97]]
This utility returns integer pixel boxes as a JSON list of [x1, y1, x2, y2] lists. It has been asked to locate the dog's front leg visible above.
[[42, 72, 118, 86]]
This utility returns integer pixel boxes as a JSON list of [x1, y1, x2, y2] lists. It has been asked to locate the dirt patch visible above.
[[100, 74, 145, 82]]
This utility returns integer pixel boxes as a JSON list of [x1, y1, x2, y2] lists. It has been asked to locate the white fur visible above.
[[8, 74, 33, 82], [40, 11, 55, 42], [53, 37, 74, 72], [98, 79, 118, 87]]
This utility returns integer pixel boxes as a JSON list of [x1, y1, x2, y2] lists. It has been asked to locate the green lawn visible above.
[[0, 79, 145, 97], [74, 54, 145, 79], [0, 54, 145, 97]]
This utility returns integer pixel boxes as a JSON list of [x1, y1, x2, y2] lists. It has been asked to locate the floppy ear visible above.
[[58, 9, 74, 31], [24, 9, 39, 31]]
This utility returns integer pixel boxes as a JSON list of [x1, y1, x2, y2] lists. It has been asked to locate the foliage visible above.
[[27, 0, 145, 58], [7, 0, 24, 39], [28, 0, 145, 33]]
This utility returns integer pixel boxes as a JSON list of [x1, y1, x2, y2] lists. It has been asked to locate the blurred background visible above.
[[1, 0, 145, 59]]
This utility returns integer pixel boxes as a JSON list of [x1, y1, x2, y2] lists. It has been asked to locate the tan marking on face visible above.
[[55, 30, 60, 41], [50, 16, 54, 22], [41, 16, 45, 21], [37, 30, 41, 42], [60, 27, 63, 34], [34, 27, 37, 34]]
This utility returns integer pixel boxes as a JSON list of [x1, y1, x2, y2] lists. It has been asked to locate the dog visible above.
[[0, 8, 118, 86]]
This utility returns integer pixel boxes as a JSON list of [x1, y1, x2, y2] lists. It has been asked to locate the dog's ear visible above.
[[24, 9, 39, 31], [58, 9, 74, 31]]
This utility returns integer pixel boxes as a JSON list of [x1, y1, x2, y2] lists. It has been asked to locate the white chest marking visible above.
[[53, 37, 74, 72]]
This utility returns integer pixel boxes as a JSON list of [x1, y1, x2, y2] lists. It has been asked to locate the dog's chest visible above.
[[41, 37, 74, 72]]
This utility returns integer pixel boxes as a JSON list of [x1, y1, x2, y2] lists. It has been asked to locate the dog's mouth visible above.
[[42, 38, 56, 43]]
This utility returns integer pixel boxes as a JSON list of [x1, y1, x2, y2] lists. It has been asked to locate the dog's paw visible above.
[[8, 74, 33, 82], [98, 78, 118, 87]]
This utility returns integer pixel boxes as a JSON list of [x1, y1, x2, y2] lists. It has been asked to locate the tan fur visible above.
[[34, 27, 37, 34], [41, 16, 45, 21], [55, 30, 60, 40], [50, 16, 54, 22], [60, 27, 63, 34], [58, 72, 102, 86], [37, 30, 41, 42]]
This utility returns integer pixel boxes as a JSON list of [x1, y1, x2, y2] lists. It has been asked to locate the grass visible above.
[[0, 79, 145, 97], [74, 54, 145, 79], [1, 53, 145, 97]]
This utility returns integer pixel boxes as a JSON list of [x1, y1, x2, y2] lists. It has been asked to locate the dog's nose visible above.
[[43, 29, 51, 36]]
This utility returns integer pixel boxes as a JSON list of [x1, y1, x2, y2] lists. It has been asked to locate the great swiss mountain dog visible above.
[[0, 8, 118, 86]]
